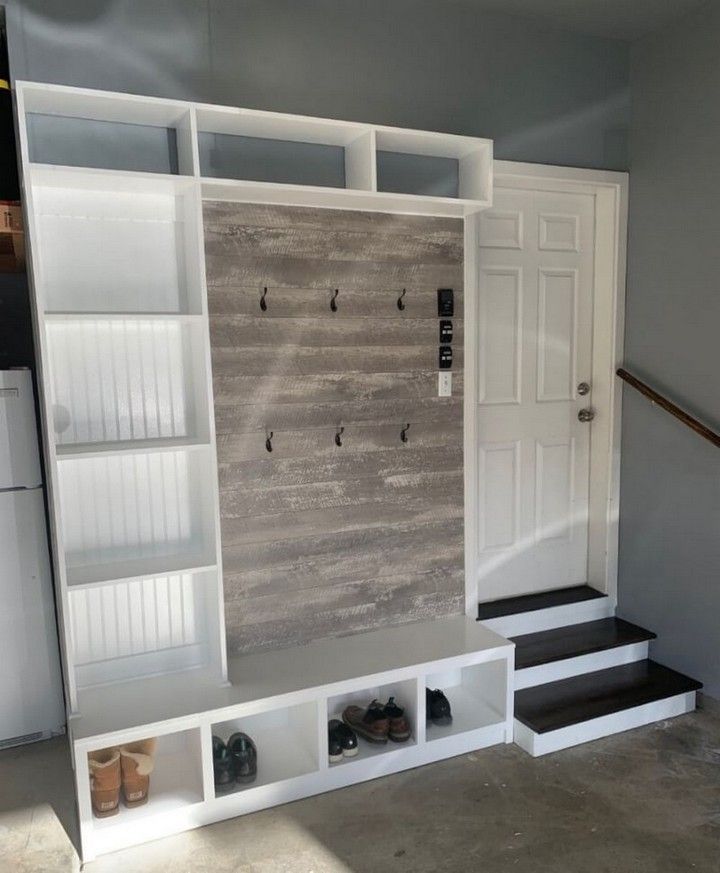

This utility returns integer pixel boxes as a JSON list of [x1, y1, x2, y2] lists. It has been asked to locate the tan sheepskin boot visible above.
[[88, 748, 121, 818], [120, 738, 157, 807]]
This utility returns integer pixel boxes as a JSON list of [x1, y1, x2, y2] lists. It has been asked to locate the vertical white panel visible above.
[[478, 268, 522, 405], [57, 449, 210, 571], [537, 269, 578, 402], [478, 442, 519, 552], [46, 319, 201, 446], [35, 186, 190, 313], [67, 570, 210, 686], [535, 438, 575, 543]]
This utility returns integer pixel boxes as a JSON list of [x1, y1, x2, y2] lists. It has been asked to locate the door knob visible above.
[[578, 408, 595, 423], [577, 382, 591, 396]]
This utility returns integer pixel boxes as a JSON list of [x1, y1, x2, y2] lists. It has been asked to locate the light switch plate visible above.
[[438, 371, 452, 397]]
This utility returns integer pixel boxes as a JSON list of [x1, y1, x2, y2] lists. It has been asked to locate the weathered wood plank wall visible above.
[[204, 203, 464, 655]]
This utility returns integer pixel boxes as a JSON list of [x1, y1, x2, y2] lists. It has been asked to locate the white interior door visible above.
[[475, 185, 596, 601]]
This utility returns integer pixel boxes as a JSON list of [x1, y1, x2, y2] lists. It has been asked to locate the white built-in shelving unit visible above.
[[14, 80, 503, 861]]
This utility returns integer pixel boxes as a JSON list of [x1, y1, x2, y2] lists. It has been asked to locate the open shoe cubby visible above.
[[46, 316, 210, 449], [79, 728, 204, 856], [326, 678, 419, 766], [425, 659, 508, 742], [211, 701, 319, 797]]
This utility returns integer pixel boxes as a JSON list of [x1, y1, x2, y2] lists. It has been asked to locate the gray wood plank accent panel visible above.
[[204, 202, 464, 655]]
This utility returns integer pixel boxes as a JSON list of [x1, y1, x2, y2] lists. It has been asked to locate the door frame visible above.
[[464, 161, 629, 615]]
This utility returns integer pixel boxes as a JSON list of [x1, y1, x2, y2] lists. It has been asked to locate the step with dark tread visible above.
[[477, 585, 606, 621], [514, 659, 702, 734], [512, 617, 656, 670]]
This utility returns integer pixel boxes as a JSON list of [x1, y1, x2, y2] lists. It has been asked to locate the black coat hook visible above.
[[265, 431, 273, 453], [397, 288, 406, 311], [330, 288, 339, 312], [400, 423, 410, 443], [260, 286, 268, 312], [335, 426, 344, 447]]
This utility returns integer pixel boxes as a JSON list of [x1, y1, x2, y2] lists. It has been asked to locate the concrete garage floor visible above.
[[2, 698, 719, 873]]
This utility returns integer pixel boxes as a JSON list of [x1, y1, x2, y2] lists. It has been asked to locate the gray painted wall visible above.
[[6, 0, 629, 171], [618, 3, 720, 697]]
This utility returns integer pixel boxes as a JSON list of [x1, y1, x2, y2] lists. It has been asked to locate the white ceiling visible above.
[[464, 0, 707, 41]]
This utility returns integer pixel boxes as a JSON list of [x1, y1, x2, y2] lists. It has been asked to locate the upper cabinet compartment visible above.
[[195, 106, 374, 191], [374, 128, 492, 204], [16, 82, 493, 218], [20, 83, 196, 176]]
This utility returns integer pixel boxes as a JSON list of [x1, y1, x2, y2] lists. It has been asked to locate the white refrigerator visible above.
[[0, 368, 65, 748]]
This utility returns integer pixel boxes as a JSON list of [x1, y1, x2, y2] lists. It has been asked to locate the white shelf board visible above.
[[27, 162, 195, 194], [44, 311, 204, 322], [56, 437, 211, 460], [200, 176, 487, 217], [70, 615, 511, 741], [66, 554, 218, 590]]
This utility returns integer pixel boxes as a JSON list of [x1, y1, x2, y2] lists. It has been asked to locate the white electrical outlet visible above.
[[438, 371, 452, 397]]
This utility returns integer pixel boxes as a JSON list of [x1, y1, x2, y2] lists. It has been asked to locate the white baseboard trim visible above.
[[513, 690, 697, 757]]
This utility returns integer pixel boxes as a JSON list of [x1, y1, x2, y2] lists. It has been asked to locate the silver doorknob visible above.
[[578, 408, 595, 423], [577, 382, 591, 396]]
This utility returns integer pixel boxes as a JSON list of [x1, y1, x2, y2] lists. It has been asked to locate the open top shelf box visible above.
[[20, 82, 195, 176], [17, 81, 492, 216]]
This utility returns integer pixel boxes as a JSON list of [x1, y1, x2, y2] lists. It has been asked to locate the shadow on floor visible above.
[[0, 733, 81, 871]]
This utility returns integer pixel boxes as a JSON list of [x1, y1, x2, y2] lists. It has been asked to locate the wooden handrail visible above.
[[617, 368, 720, 449]]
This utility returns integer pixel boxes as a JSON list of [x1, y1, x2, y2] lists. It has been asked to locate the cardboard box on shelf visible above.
[[0, 201, 25, 272]]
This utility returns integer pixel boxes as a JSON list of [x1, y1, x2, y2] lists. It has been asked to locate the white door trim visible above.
[[464, 161, 628, 615]]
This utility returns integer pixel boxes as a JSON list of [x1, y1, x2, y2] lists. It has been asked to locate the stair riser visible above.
[[515, 641, 649, 691], [513, 690, 697, 757], [481, 598, 614, 638]]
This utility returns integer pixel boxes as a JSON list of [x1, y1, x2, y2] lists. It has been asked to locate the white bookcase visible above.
[[14, 80, 506, 861]]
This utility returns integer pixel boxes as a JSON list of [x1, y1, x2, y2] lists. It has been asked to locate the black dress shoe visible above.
[[212, 736, 236, 790], [426, 688, 453, 726], [328, 719, 359, 762], [228, 732, 258, 784]]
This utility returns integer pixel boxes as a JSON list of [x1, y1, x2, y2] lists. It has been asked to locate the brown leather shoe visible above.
[[383, 696, 412, 742], [88, 747, 121, 818], [342, 700, 389, 743]]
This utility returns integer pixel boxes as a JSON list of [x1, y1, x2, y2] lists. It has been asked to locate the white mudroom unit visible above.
[[13, 80, 516, 861]]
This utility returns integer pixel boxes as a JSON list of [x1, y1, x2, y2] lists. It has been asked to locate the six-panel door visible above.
[[476, 186, 596, 601]]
